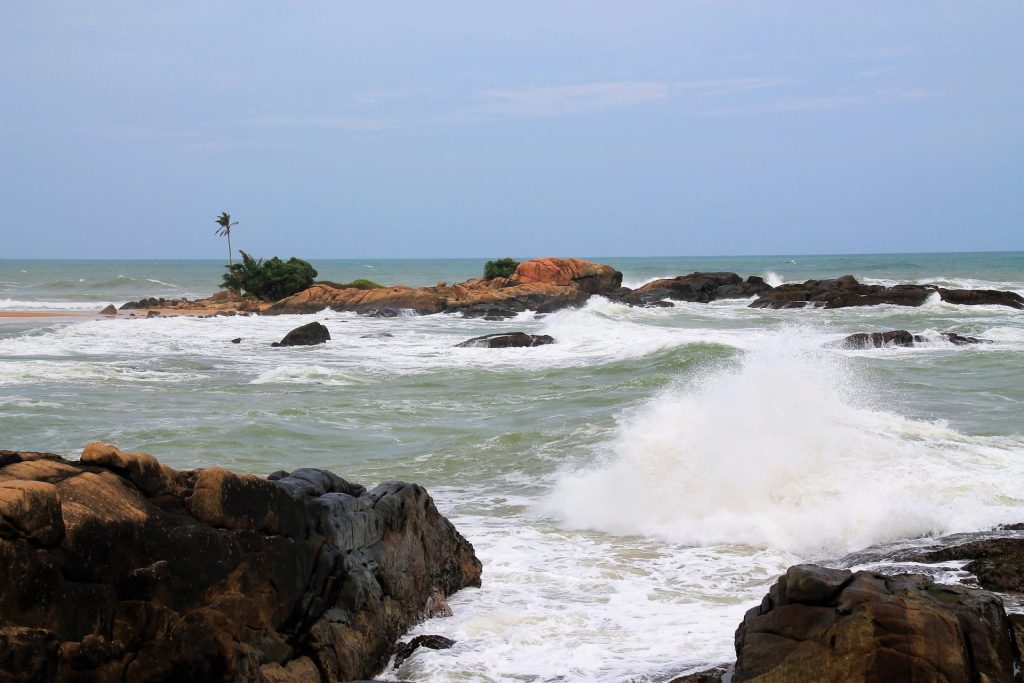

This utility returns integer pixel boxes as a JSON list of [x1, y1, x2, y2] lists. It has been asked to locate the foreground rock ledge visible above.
[[0, 444, 481, 682]]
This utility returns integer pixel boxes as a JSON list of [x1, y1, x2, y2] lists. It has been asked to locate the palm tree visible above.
[[214, 212, 238, 266]]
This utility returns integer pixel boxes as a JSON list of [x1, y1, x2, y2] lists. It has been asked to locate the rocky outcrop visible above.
[[0, 444, 481, 682], [838, 330, 993, 349], [272, 322, 331, 347], [900, 537, 1024, 594], [749, 275, 1024, 310], [265, 258, 623, 317], [455, 332, 555, 348], [938, 288, 1024, 309], [624, 273, 771, 306], [733, 564, 1015, 682]]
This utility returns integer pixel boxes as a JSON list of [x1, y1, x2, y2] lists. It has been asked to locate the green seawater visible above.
[[1, 252, 1022, 681]]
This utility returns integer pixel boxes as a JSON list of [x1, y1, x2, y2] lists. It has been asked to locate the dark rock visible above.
[[626, 272, 771, 306], [838, 330, 916, 349], [942, 332, 993, 345], [733, 563, 1014, 682], [392, 634, 455, 669], [360, 332, 393, 339], [749, 275, 933, 309], [99, 304, 117, 316], [272, 322, 331, 347], [668, 665, 731, 683], [902, 537, 1024, 593], [455, 332, 555, 348], [455, 304, 519, 319], [230, 338, 241, 344], [938, 288, 1024, 309], [0, 443, 481, 683]]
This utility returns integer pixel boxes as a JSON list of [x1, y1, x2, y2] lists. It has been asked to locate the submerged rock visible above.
[[0, 444, 481, 683], [733, 564, 1014, 682], [454, 332, 555, 348], [837, 329, 993, 349], [272, 321, 330, 347]]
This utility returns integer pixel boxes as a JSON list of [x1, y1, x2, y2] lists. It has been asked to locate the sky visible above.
[[1, 1, 1022, 259]]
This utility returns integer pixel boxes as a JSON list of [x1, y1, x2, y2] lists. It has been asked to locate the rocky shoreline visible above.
[[0, 444, 480, 682], [109, 257, 1024, 320]]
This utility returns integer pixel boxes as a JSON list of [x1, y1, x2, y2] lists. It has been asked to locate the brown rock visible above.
[[99, 304, 117, 316], [0, 446, 481, 683], [733, 564, 1014, 682]]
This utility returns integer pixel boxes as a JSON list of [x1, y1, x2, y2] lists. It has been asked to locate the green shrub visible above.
[[484, 258, 520, 280], [344, 278, 383, 290], [220, 251, 318, 301]]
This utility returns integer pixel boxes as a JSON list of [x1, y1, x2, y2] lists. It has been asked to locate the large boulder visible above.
[[272, 322, 331, 347], [733, 564, 1015, 682], [267, 258, 623, 317], [455, 332, 555, 348], [938, 288, 1024, 309], [0, 445, 481, 682], [750, 276, 1024, 310], [626, 272, 771, 305], [837, 330, 992, 349]]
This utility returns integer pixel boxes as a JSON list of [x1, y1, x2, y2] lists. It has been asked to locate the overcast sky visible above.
[[1, 2, 1022, 259]]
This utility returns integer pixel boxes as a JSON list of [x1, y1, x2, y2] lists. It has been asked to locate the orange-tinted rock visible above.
[[0, 446, 481, 682]]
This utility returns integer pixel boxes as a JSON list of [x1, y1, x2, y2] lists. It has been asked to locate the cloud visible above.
[[704, 87, 940, 116], [463, 77, 792, 120], [242, 115, 399, 131]]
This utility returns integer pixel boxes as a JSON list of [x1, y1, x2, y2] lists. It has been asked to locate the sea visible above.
[[1, 252, 1023, 682]]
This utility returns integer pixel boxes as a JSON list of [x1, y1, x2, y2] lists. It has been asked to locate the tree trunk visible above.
[[227, 231, 233, 266]]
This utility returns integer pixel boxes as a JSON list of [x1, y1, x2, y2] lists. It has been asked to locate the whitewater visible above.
[[1, 253, 1023, 681]]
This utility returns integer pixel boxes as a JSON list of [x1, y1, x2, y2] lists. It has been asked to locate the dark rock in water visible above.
[[99, 304, 117, 316], [455, 303, 519, 319], [455, 332, 555, 348], [837, 330, 993, 349], [938, 288, 1024, 309], [942, 332, 993, 345], [749, 275, 933, 309], [839, 330, 916, 349], [230, 337, 242, 344], [360, 332, 394, 339], [624, 272, 771, 306], [901, 537, 1024, 594], [272, 321, 330, 347], [734, 563, 1014, 682], [391, 634, 456, 669], [0, 443, 481, 683], [668, 666, 732, 683]]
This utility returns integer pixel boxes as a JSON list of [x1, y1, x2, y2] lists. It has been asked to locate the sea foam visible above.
[[550, 329, 1024, 555]]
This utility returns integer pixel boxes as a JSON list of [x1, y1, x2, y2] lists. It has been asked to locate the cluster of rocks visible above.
[[0, 444, 481, 682], [748, 274, 1024, 310], [838, 329, 992, 349]]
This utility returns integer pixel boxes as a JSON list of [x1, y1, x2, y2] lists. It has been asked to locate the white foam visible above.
[[549, 329, 1024, 555]]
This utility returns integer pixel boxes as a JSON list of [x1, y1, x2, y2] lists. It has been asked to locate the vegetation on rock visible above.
[[483, 258, 520, 280], [221, 250, 318, 301]]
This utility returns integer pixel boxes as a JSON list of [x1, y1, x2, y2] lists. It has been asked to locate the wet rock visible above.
[[272, 321, 330, 347], [733, 563, 1014, 682], [627, 273, 771, 306], [391, 634, 455, 669], [668, 665, 731, 683], [0, 444, 481, 683], [749, 275, 933, 309], [938, 288, 1024, 309], [99, 304, 117, 316], [902, 537, 1024, 593], [360, 332, 393, 339], [230, 337, 241, 344], [942, 332, 992, 345], [838, 330, 916, 348], [455, 332, 555, 348]]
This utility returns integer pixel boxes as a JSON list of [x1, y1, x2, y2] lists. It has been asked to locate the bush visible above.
[[220, 251, 318, 301], [343, 278, 383, 290], [483, 258, 520, 280]]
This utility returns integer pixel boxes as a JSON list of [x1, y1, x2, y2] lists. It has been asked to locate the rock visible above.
[[146, 310, 160, 318], [749, 275, 933, 309], [267, 258, 623, 317], [210, 290, 238, 302], [902, 537, 1024, 594], [360, 332, 394, 339], [0, 445, 481, 683], [627, 273, 771, 306], [391, 634, 455, 669], [837, 330, 993, 349], [455, 332, 555, 348], [230, 337, 242, 344], [938, 288, 1024, 309], [733, 563, 1014, 682], [272, 322, 330, 347], [668, 665, 732, 683], [99, 304, 117, 316], [838, 330, 916, 349]]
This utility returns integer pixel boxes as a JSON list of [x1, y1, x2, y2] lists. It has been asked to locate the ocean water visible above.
[[1, 253, 1023, 681]]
